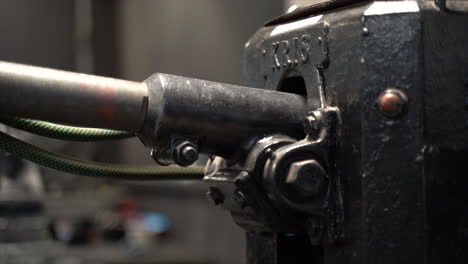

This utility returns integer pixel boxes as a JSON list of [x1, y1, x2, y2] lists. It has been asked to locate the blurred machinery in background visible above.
[[0, 1, 267, 263], [0, 1, 467, 264]]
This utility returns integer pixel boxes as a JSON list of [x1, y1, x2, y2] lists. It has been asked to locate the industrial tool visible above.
[[0, 0, 467, 263]]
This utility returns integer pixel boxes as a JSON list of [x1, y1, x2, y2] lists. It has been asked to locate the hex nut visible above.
[[285, 160, 328, 198], [174, 141, 199, 166]]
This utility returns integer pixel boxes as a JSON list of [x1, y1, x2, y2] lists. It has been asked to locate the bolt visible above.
[[206, 187, 224, 206], [264, 148, 273, 158], [304, 115, 317, 135], [377, 88, 407, 118], [285, 160, 328, 198], [362, 27, 369, 36], [304, 111, 322, 135], [174, 141, 199, 166], [181, 146, 198, 162]]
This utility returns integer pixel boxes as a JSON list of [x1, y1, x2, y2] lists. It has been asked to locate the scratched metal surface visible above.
[[242, 1, 468, 263]]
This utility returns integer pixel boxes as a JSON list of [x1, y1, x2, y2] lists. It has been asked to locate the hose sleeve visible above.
[[1, 117, 134, 141], [0, 131, 204, 180]]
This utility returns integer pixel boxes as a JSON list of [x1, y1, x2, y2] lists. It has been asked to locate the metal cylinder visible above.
[[139, 73, 308, 158], [0, 61, 148, 131], [0, 61, 308, 160]]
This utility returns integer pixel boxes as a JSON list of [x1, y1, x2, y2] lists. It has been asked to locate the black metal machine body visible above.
[[203, 0, 468, 263], [0, 1, 467, 263]]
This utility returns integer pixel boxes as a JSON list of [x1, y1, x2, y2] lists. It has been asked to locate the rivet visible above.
[[377, 88, 407, 118]]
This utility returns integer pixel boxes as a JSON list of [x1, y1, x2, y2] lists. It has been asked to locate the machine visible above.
[[0, 0, 467, 263]]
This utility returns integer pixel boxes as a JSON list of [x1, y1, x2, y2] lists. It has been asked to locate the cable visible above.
[[0, 117, 134, 141], [0, 131, 205, 180]]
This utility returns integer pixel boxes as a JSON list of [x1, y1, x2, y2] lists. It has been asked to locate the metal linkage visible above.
[[203, 107, 343, 245]]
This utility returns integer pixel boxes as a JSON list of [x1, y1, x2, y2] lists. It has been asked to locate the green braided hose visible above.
[[0, 131, 205, 180], [0, 117, 134, 141]]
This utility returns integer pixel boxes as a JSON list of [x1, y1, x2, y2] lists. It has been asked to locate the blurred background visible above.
[[0, 0, 319, 263]]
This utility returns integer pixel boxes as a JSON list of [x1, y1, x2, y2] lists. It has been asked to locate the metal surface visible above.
[[436, 0, 468, 11], [265, 0, 369, 26], [0, 61, 148, 131], [239, 1, 468, 263], [139, 73, 308, 160]]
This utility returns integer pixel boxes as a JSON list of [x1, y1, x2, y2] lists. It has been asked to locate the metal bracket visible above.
[[203, 107, 343, 245], [262, 107, 343, 244]]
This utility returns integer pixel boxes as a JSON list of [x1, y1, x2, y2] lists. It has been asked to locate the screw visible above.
[[377, 89, 407, 118], [206, 187, 224, 206], [174, 141, 199, 166], [285, 160, 328, 198]]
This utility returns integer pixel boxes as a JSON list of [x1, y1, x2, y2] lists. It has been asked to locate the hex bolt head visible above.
[[285, 160, 328, 198], [174, 141, 199, 166], [206, 187, 224, 206], [377, 89, 408, 118]]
